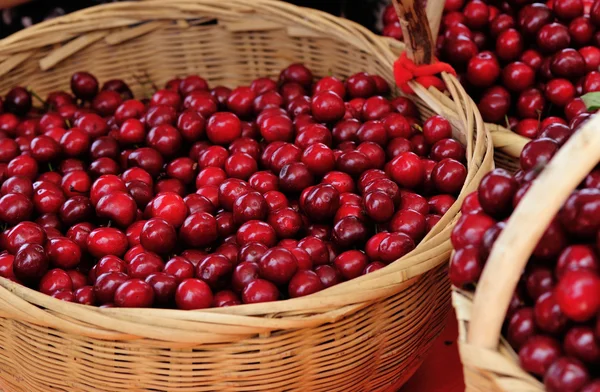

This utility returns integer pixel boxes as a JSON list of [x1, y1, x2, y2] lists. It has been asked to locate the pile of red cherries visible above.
[[0, 64, 467, 310], [449, 112, 600, 391], [382, 0, 598, 139]]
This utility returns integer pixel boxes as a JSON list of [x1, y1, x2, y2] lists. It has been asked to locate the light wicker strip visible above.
[[0, 0, 493, 390]]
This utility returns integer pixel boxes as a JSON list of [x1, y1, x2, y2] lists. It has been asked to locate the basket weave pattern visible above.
[[0, 1, 493, 391]]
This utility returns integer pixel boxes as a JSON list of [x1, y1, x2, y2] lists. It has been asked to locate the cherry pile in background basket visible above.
[[382, 0, 600, 139], [0, 64, 468, 310], [449, 110, 600, 390]]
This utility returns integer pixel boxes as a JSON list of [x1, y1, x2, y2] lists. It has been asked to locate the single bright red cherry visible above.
[[114, 279, 154, 308], [334, 250, 368, 280], [387, 152, 424, 189], [39, 269, 73, 295], [288, 270, 324, 298], [206, 112, 242, 145], [556, 245, 600, 279], [139, 218, 177, 256], [46, 237, 81, 269], [127, 252, 164, 280], [496, 28, 524, 61], [175, 278, 213, 310], [241, 279, 280, 304], [86, 227, 128, 258], [555, 270, 600, 322], [377, 232, 415, 264], [5, 221, 46, 255], [257, 247, 298, 285], [502, 62, 535, 92], [311, 91, 345, 123]]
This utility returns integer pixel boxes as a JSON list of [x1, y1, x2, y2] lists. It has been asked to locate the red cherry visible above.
[[520, 138, 559, 171], [236, 220, 277, 248], [364, 191, 395, 223], [496, 28, 524, 61], [431, 158, 467, 195], [74, 286, 96, 305], [556, 245, 600, 279], [39, 269, 73, 295], [5, 221, 46, 254], [206, 112, 242, 145], [0, 179, 34, 213], [537, 23, 571, 53], [128, 252, 164, 280], [502, 62, 535, 93], [387, 152, 424, 189], [96, 192, 137, 228], [345, 72, 376, 98], [555, 270, 600, 322], [114, 279, 154, 308], [508, 307, 538, 350], [94, 272, 128, 304], [544, 357, 589, 392], [241, 279, 279, 304], [518, 336, 562, 377], [137, 218, 176, 255], [71, 72, 98, 101], [334, 250, 368, 280], [580, 46, 600, 72], [311, 91, 345, 123], [451, 213, 495, 249], [96, 255, 127, 276], [148, 192, 188, 227], [554, 0, 584, 19], [449, 246, 483, 287], [288, 270, 324, 298], [86, 227, 128, 258], [175, 278, 213, 310], [46, 237, 81, 269]]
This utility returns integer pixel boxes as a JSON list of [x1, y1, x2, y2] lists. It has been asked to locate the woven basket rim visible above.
[[0, 0, 494, 338]]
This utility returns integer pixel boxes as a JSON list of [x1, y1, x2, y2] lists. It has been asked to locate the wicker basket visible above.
[[452, 113, 600, 392], [0, 1, 493, 391]]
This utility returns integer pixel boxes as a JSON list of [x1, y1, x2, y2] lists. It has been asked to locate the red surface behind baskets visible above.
[[400, 310, 464, 392]]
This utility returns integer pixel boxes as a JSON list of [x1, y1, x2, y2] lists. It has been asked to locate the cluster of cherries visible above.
[[0, 64, 468, 310], [382, 0, 598, 139], [449, 111, 600, 390]]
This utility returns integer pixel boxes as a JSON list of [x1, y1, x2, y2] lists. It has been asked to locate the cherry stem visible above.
[[28, 88, 46, 108], [48, 162, 54, 172]]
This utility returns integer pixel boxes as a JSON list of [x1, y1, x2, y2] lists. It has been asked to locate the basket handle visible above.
[[468, 113, 600, 349], [424, 0, 443, 44], [391, 0, 442, 65]]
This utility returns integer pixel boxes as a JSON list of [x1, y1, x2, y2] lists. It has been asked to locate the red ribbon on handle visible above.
[[393, 52, 456, 94]]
